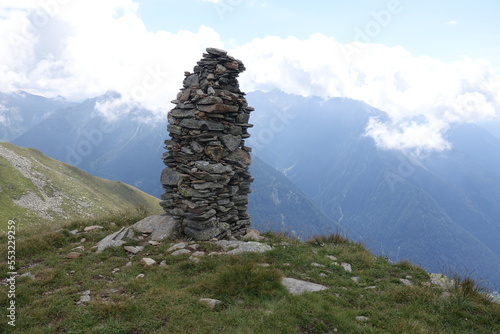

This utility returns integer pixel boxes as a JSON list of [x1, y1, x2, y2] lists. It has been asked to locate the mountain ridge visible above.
[[0, 141, 162, 231]]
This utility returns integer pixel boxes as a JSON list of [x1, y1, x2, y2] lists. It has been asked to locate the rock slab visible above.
[[281, 277, 329, 295], [214, 240, 272, 254], [131, 215, 177, 241]]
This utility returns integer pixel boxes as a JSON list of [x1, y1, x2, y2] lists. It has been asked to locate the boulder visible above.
[[131, 215, 177, 241], [281, 277, 329, 295]]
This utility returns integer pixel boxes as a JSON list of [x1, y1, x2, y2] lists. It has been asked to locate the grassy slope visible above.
[[0, 142, 162, 231], [0, 213, 498, 334]]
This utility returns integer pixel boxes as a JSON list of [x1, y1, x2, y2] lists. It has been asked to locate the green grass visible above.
[[0, 142, 162, 231], [1, 214, 499, 333]]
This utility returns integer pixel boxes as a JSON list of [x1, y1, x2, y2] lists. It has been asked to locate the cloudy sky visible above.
[[1, 0, 499, 151]]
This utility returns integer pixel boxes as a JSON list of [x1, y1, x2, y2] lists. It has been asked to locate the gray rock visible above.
[[197, 96, 223, 105], [215, 64, 226, 75], [167, 242, 187, 252], [184, 226, 223, 241], [242, 230, 263, 241], [214, 240, 272, 254], [96, 227, 134, 253], [221, 134, 241, 152], [179, 119, 224, 131], [167, 124, 183, 135], [186, 208, 217, 220], [197, 104, 239, 113], [341, 262, 352, 273], [281, 277, 328, 295], [19, 272, 35, 279], [192, 182, 223, 190], [206, 47, 227, 56], [169, 109, 196, 118], [131, 215, 177, 241], [429, 273, 454, 289], [184, 74, 199, 88], [194, 161, 233, 174], [77, 290, 91, 304], [171, 249, 191, 256], [225, 149, 251, 167], [191, 141, 204, 153], [140, 258, 157, 267], [124, 246, 140, 254], [399, 278, 413, 286]]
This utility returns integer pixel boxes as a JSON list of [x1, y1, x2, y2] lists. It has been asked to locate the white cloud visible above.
[[0, 0, 223, 111], [0, 2, 499, 153], [445, 20, 458, 25], [233, 35, 500, 152], [365, 118, 452, 153]]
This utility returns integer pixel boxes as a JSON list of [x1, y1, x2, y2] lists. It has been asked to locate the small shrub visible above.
[[452, 275, 484, 299], [135, 205, 150, 217], [308, 233, 351, 246]]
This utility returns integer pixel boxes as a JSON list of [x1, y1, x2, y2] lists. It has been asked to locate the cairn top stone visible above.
[[206, 47, 228, 56]]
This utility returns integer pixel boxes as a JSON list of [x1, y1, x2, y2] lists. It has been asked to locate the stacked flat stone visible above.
[[160, 47, 254, 241]]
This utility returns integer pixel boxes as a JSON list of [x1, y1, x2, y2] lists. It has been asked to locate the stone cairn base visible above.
[[160, 47, 254, 241]]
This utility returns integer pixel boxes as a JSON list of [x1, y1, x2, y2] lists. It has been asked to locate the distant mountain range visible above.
[[246, 90, 500, 290], [2, 89, 499, 290], [0, 91, 74, 142]]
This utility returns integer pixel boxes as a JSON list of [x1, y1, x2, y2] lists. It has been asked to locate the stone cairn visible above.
[[160, 47, 254, 241]]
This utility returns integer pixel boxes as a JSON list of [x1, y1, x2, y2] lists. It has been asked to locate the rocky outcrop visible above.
[[160, 47, 254, 240]]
